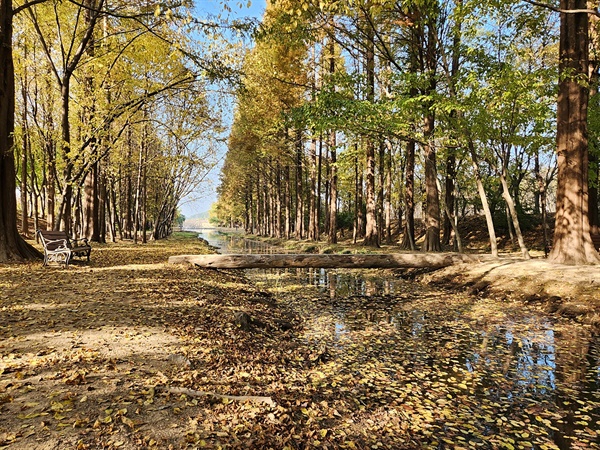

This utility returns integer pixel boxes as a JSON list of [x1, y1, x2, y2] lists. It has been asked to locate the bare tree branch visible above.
[[522, 0, 600, 17]]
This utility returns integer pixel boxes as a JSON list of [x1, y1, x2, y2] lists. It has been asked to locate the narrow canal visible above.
[[198, 230, 600, 449]]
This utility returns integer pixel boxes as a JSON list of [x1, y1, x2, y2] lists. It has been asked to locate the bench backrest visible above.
[[37, 230, 72, 251]]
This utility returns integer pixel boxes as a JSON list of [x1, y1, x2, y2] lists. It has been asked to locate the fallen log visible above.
[[168, 252, 475, 269]]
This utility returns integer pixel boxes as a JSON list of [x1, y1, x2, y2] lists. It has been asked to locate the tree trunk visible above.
[[549, 0, 600, 264], [125, 134, 133, 239], [294, 130, 304, 239], [500, 167, 530, 258], [317, 136, 323, 238], [353, 154, 361, 244], [363, 13, 378, 247], [308, 138, 317, 240], [0, 0, 40, 262], [328, 131, 337, 244], [588, 65, 599, 235], [401, 140, 416, 250], [57, 81, 73, 234], [589, 152, 599, 235], [384, 141, 393, 244], [20, 70, 29, 238], [169, 252, 475, 269], [31, 165, 39, 235], [469, 140, 498, 257], [443, 152, 456, 245], [536, 153, 551, 256], [141, 156, 147, 244], [133, 129, 144, 244], [45, 136, 56, 231], [437, 178, 463, 253], [83, 162, 100, 241], [421, 114, 441, 252]]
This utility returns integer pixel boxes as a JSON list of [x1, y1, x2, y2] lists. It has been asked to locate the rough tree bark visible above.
[[328, 33, 337, 244], [19, 59, 29, 238], [401, 139, 416, 250], [363, 10, 379, 247], [0, 0, 40, 262], [549, 0, 600, 264]]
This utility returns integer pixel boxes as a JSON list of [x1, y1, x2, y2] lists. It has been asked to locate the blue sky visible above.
[[194, 0, 266, 19], [180, 0, 266, 218]]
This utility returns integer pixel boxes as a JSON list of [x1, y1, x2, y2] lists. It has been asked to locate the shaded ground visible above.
[[1, 231, 599, 449]]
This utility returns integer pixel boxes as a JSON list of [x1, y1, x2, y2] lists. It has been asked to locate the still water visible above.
[[197, 230, 600, 449]]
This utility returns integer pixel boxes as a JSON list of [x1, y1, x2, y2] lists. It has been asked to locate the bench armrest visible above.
[[71, 237, 90, 247], [43, 238, 69, 251]]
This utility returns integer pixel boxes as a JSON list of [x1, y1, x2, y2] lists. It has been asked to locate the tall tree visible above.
[[0, 0, 42, 262], [362, 4, 379, 247], [548, 0, 600, 263]]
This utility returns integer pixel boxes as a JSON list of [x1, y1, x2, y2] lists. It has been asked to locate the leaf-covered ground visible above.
[[1, 233, 599, 449]]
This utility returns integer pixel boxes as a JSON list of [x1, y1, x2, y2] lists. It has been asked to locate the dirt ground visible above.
[[420, 256, 600, 331], [1, 232, 600, 449], [1, 234, 297, 449]]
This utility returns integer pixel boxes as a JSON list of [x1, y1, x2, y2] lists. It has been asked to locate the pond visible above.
[[198, 230, 600, 449]]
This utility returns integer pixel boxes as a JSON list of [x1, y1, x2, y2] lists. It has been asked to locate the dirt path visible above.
[[1, 235, 297, 449], [2, 234, 599, 449]]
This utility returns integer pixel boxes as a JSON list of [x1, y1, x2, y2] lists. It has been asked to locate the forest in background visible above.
[[212, 0, 600, 264], [10, 0, 241, 244], [1, 0, 599, 265]]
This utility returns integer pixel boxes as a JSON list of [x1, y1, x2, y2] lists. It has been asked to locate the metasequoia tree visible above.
[[548, 0, 600, 263], [0, 0, 42, 262], [1, 0, 232, 262], [212, 0, 598, 266], [215, 0, 307, 235]]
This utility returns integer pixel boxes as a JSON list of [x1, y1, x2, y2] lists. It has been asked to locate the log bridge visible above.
[[168, 253, 475, 269]]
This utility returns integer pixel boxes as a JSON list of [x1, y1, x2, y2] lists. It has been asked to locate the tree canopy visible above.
[[213, 0, 600, 264]]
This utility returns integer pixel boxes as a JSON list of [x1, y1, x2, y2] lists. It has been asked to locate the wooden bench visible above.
[[36, 230, 92, 267]]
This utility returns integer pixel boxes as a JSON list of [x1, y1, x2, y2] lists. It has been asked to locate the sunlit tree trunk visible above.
[[294, 129, 304, 239], [420, 14, 441, 252], [19, 62, 29, 237], [421, 113, 441, 252], [384, 141, 392, 244], [549, 0, 600, 264], [363, 12, 378, 247], [329, 132, 337, 244], [469, 139, 498, 257], [0, 0, 39, 261], [327, 27, 337, 244], [443, 152, 456, 246], [308, 138, 318, 241], [284, 165, 291, 239], [500, 161, 530, 258]]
